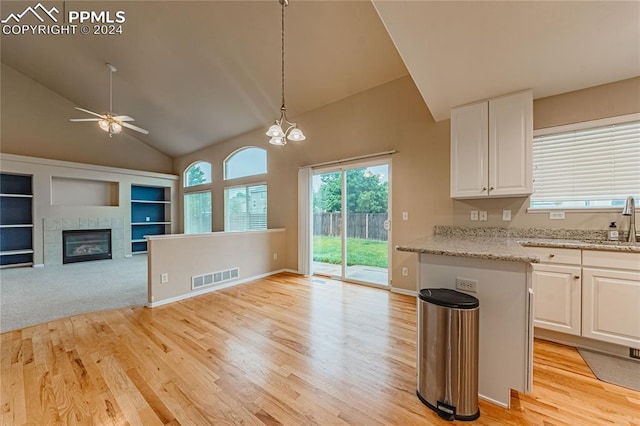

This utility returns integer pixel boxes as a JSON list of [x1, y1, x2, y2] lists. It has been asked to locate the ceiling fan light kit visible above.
[[70, 63, 149, 137], [266, 0, 305, 146]]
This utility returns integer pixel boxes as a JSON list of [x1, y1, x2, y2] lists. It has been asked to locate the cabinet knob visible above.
[[482, 187, 487, 191], [548, 254, 555, 258], [574, 275, 580, 279], [489, 187, 494, 191]]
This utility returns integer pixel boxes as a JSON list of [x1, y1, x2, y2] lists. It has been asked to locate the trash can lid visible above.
[[418, 288, 479, 309]]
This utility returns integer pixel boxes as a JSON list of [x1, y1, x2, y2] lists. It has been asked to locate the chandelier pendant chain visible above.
[[281, 0, 285, 111], [266, 0, 306, 144]]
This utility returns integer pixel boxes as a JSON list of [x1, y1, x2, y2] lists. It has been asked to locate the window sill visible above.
[[527, 207, 626, 214]]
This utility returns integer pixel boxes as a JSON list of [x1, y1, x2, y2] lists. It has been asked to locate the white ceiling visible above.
[[2, 1, 639, 158], [1, 1, 407, 157], [373, 0, 640, 121]]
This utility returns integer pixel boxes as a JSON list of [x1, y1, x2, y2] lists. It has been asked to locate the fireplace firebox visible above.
[[62, 229, 112, 264]]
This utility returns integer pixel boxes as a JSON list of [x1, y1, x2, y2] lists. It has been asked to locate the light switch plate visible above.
[[402, 212, 408, 221], [549, 211, 565, 220], [502, 210, 511, 221], [470, 210, 479, 221], [479, 211, 488, 221]]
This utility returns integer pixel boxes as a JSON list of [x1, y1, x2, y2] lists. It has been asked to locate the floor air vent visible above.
[[192, 267, 239, 290]]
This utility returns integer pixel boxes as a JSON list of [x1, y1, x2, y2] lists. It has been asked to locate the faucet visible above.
[[622, 196, 637, 243]]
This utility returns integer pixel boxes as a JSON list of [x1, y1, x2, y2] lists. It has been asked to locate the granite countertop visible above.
[[396, 226, 640, 263]]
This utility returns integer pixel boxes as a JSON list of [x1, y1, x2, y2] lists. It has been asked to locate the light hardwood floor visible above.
[[1, 272, 639, 425]]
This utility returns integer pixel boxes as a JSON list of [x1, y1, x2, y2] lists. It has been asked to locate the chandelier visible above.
[[266, 0, 306, 145]]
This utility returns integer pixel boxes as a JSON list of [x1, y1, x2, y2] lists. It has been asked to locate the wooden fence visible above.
[[313, 212, 388, 241]]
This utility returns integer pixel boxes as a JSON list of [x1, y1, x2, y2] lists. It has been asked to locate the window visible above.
[[184, 161, 212, 187], [224, 184, 267, 231], [224, 147, 267, 180], [531, 116, 640, 209], [184, 192, 212, 234], [183, 161, 212, 233]]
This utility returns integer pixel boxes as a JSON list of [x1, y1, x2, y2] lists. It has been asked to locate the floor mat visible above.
[[578, 348, 640, 392]]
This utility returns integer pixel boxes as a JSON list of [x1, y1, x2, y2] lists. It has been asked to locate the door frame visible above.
[[310, 157, 392, 289]]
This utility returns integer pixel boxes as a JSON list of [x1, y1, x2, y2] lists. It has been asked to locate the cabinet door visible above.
[[532, 264, 581, 335], [582, 267, 640, 347], [450, 102, 489, 198], [488, 91, 532, 197]]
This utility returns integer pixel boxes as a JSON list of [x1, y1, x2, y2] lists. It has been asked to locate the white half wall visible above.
[[147, 229, 287, 305]]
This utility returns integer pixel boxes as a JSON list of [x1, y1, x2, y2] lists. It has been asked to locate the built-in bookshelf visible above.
[[131, 185, 171, 254], [0, 173, 34, 268]]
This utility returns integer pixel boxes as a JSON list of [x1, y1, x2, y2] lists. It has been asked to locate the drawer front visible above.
[[583, 250, 640, 271], [527, 247, 581, 265]]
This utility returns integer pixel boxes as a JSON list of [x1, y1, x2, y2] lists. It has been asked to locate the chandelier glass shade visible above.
[[266, 0, 305, 145], [98, 117, 122, 135]]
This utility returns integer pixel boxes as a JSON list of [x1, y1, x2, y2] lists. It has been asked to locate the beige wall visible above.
[[1, 64, 173, 174], [452, 77, 640, 231], [174, 76, 639, 292], [147, 229, 286, 305], [174, 76, 453, 291]]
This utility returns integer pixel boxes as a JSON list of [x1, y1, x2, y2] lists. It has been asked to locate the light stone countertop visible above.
[[396, 226, 640, 263]]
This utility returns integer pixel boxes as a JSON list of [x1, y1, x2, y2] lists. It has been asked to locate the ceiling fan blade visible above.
[[113, 115, 134, 122], [70, 118, 101, 122], [121, 122, 149, 135], [74, 107, 105, 119]]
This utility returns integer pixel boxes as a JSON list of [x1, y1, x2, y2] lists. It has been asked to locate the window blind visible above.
[[531, 120, 640, 208], [224, 184, 267, 231]]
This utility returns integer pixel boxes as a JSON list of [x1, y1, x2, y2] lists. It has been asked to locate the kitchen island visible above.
[[398, 226, 640, 408]]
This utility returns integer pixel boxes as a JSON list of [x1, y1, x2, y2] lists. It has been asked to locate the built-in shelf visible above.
[[0, 173, 34, 268], [131, 185, 171, 253], [0, 249, 34, 256], [0, 193, 33, 198]]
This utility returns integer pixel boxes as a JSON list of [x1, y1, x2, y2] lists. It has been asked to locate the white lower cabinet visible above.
[[532, 248, 640, 349], [532, 264, 581, 336], [582, 266, 640, 347]]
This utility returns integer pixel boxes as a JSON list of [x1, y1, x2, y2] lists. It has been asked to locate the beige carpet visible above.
[[0, 255, 147, 333], [578, 348, 640, 392]]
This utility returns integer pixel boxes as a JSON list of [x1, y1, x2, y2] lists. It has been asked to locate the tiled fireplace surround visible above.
[[43, 217, 125, 266]]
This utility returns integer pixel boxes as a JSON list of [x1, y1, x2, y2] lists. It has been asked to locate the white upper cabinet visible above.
[[450, 90, 533, 199]]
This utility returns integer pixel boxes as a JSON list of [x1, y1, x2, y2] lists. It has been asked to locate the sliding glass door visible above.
[[312, 160, 390, 287]]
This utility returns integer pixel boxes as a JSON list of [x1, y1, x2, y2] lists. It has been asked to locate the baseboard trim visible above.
[[534, 328, 635, 358], [390, 287, 417, 297], [479, 394, 509, 409], [146, 269, 288, 308]]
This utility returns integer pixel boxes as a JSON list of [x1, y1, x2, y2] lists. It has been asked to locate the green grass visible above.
[[313, 236, 388, 268]]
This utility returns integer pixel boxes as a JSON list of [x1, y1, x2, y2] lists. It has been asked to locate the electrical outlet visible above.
[[502, 210, 512, 221], [470, 210, 479, 221], [402, 212, 409, 221], [161, 273, 169, 284], [402, 267, 408, 276], [479, 211, 488, 221], [273, 253, 278, 260], [456, 277, 478, 293], [549, 211, 565, 220]]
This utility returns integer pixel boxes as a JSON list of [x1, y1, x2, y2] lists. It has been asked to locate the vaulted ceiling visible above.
[[2, 1, 638, 158]]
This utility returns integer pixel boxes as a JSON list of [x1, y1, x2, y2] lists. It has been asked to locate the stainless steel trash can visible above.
[[417, 288, 480, 421]]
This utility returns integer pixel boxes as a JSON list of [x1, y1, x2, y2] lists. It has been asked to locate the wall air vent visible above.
[[192, 267, 239, 290]]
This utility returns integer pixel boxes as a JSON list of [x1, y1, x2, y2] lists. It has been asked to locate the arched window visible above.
[[184, 161, 212, 187], [224, 147, 267, 180], [183, 161, 212, 234]]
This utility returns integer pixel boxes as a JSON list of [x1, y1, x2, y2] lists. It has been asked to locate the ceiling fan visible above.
[[70, 63, 149, 137]]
